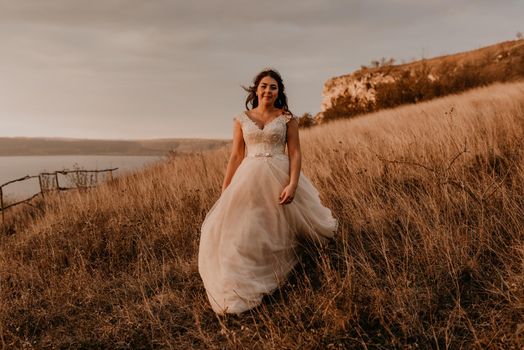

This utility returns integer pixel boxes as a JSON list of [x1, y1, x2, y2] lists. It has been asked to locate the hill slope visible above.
[[0, 82, 523, 348], [319, 39, 524, 122]]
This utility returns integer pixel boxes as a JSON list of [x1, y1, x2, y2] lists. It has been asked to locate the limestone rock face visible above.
[[321, 72, 395, 112], [315, 70, 396, 124]]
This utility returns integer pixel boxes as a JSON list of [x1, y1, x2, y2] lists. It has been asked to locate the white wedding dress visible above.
[[198, 111, 338, 314]]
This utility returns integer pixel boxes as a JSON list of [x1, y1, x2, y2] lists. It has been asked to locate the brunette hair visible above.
[[243, 68, 291, 114]]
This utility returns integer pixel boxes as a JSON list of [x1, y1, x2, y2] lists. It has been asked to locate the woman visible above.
[[198, 68, 337, 315]]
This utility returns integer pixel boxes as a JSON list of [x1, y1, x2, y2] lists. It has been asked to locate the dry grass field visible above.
[[1, 81, 523, 348]]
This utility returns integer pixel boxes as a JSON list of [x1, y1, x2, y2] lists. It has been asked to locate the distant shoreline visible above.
[[0, 137, 229, 156], [0, 153, 166, 157]]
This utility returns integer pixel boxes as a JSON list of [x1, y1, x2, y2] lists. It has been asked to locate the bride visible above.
[[198, 68, 338, 314]]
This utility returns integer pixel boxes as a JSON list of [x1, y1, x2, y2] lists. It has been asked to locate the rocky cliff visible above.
[[317, 39, 524, 123]]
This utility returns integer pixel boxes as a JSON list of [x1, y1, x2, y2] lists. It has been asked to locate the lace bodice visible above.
[[235, 111, 295, 158]]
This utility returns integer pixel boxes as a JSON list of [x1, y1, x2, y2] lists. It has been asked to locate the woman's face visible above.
[[256, 76, 279, 107]]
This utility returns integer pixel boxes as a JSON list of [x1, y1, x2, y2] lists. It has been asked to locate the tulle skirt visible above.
[[198, 154, 337, 314]]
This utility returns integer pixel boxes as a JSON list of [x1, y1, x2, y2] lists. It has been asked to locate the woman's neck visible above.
[[255, 104, 278, 114]]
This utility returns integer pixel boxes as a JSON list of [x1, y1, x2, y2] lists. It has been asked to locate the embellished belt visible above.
[[251, 152, 273, 157], [247, 152, 287, 159]]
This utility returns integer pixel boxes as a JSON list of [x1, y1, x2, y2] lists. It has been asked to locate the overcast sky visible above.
[[0, 0, 522, 140]]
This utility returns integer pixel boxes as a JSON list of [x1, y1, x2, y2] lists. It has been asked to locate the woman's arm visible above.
[[222, 120, 245, 192], [279, 117, 301, 205]]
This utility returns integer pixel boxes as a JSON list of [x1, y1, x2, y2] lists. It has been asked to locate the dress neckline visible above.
[[243, 111, 283, 131]]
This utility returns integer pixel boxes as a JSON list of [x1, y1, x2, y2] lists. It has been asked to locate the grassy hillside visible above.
[[321, 39, 524, 123], [0, 137, 228, 156], [1, 82, 523, 348]]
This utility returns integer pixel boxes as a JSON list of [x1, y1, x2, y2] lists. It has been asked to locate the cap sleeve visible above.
[[283, 112, 297, 124], [233, 112, 245, 123]]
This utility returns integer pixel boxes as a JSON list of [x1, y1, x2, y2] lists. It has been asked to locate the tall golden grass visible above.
[[1, 81, 523, 348]]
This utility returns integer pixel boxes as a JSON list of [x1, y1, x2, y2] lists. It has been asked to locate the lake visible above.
[[0, 155, 163, 201]]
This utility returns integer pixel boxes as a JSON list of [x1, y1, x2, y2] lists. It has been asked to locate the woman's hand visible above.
[[279, 183, 297, 205]]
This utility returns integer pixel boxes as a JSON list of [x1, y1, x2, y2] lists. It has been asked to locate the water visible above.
[[0, 155, 162, 201]]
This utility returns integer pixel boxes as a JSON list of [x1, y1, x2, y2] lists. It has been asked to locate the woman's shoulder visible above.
[[233, 111, 248, 123], [281, 109, 297, 124]]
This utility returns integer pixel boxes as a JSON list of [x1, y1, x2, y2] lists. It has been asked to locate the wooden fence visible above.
[[0, 168, 117, 224]]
